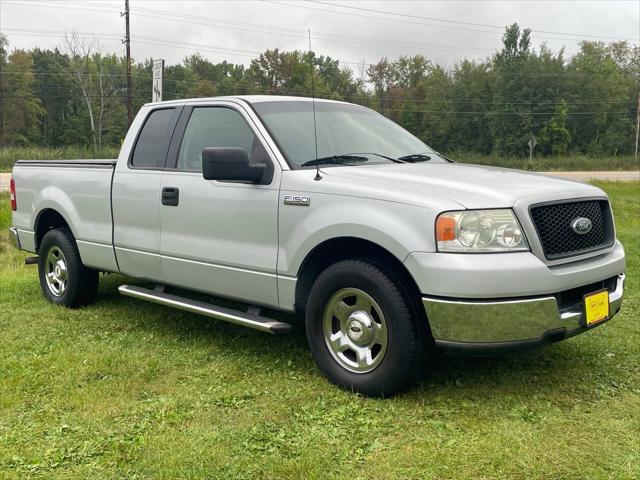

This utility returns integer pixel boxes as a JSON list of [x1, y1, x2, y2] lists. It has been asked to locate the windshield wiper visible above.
[[398, 153, 432, 163], [300, 155, 369, 167], [300, 152, 408, 167], [353, 152, 406, 163]]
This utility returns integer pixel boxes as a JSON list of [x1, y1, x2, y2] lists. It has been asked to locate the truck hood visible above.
[[321, 162, 604, 209]]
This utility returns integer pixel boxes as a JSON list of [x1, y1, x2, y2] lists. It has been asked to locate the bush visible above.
[[446, 152, 638, 171]]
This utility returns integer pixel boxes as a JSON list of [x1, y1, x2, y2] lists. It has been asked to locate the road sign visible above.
[[152, 59, 164, 103], [528, 136, 537, 161]]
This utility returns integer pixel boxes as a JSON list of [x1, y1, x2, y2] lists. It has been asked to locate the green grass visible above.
[[0, 184, 639, 479], [448, 152, 639, 172], [0, 146, 120, 172], [1, 146, 639, 172]]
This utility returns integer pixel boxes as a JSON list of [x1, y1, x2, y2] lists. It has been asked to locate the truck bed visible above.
[[11, 159, 118, 272]]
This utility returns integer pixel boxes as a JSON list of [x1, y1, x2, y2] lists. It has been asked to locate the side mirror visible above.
[[202, 147, 267, 184]]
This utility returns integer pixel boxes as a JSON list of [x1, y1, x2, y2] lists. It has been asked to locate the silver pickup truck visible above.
[[9, 96, 626, 396]]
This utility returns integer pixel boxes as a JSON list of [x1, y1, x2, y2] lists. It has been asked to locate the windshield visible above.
[[251, 100, 446, 168]]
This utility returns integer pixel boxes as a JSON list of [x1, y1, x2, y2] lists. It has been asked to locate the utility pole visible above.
[[123, 0, 133, 126]]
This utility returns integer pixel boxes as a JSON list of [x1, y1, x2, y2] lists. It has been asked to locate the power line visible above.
[[133, 8, 493, 55], [128, 3, 494, 55], [3, 72, 635, 106], [5, 0, 305, 36], [383, 109, 633, 116], [1, 65, 636, 80], [7, 0, 636, 65], [4, 28, 635, 79], [3, 28, 262, 59], [5, 0, 637, 58], [3, 0, 494, 56], [13, 76, 636, 106], [0, 70, 634, 105], [267, 0, 636, 43], [3, 94, 145, 99], [5, 85, 635, 116], [1, 71, 126, 77], [304, 0, 635, 41]]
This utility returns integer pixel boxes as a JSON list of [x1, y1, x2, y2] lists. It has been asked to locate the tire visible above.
[[38, 228, 99, 308], [305, 259, 427, 397]]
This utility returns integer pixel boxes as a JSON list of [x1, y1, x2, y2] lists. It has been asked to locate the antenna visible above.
[[308, 28, 322, 181]]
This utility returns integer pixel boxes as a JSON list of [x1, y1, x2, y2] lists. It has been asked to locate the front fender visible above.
[[277, 192, 437, 276]]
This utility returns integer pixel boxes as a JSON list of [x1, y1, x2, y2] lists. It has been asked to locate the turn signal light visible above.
[[436, 215, 456, 241]]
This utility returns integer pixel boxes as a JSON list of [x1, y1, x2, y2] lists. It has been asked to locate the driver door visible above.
[[159, 103, 281, 308]]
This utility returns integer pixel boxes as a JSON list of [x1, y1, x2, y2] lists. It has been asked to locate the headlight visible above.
[[436, 209, 529, 252]]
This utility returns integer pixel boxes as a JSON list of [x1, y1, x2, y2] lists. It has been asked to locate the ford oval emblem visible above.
[[571, 217, 593, 235]]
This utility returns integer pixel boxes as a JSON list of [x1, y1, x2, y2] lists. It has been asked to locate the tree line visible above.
[[0, 24, 638, 157]]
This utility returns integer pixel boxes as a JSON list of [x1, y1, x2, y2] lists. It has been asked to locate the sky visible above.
[[1, 0, 638, 71]]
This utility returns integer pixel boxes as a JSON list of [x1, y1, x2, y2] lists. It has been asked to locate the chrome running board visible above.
[[118, 285, 292, 335]]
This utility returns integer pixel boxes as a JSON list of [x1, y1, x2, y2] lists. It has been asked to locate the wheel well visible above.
[[35, 209, 71, 251], [294, 237, 422, 315]]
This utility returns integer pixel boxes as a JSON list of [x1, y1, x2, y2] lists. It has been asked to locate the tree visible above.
[[63, 33, 124, 149], [191, 79, 216, 97], [0, 33, 8, 145], [394, 55, 431, 89], [540, 100, 571, 155], [2, 49, 45, 145], [566, 41, 636, 154], [495, 23, 531, 64], [366, 58, 394, 110], [31, 47, 77, 146], [448, 59, 494, 153], [490, 23, 535, 156], [248, 49, 312, 94], [0, 27, 637, 155]]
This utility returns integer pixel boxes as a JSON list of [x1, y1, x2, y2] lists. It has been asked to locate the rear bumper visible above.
[[423, 273, 625, 355], [8, 227, 21, 250]]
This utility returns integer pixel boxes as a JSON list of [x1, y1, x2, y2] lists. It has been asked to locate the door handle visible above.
[[162, 187, 179, 206]]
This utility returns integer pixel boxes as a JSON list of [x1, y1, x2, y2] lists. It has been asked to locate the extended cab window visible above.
[[176, 107, 267, 172], [131, 108, 175, 169]]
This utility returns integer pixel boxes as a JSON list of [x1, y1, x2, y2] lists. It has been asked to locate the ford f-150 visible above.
[[9, 96, 626, 396]]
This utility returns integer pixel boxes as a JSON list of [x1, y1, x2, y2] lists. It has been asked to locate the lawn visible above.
[[0, 183, 638, 479]]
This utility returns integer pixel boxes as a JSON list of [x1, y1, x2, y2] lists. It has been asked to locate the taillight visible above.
[[10, 176, 17, 211]]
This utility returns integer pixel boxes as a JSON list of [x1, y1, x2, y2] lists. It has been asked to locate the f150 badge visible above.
[[284, 194, 311, 206]]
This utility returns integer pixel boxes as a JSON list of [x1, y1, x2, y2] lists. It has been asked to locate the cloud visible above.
[[1, 0, 637, 69]]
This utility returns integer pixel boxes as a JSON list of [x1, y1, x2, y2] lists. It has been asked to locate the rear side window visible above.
[[131, 108, 175, 168]]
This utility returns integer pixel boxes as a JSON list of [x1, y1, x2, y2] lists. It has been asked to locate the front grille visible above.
[[530, 199, 614, 260]]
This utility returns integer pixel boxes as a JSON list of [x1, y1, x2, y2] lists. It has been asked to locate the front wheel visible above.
[[305, 259, 427, 397], [38, 228, 99, 307]]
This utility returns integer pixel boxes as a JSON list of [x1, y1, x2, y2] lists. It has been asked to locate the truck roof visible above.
[[144, 95, 349, 108]]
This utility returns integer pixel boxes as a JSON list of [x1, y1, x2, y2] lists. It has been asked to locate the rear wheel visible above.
[[305, 259, 427, 397], [38, 228, 99, 307]]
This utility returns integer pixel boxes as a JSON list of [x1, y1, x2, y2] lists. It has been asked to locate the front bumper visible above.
[[8, 227, 21, 250], [423, 273, 625, 355]]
